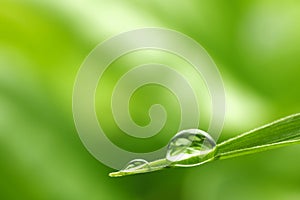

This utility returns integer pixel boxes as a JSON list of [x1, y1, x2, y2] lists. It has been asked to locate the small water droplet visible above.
[[166, 129, 216, 165], [122, 159, 150, 172]]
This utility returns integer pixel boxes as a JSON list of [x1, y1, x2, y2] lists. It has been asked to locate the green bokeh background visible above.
[[1, 0, 300, 199]]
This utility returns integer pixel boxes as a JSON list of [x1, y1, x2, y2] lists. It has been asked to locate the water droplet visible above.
[[121, 159, 150, 172], [166, 129, 216, 165]]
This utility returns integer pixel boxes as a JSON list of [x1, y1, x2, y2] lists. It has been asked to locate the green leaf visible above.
[[215, 113, 300, 160], [109, 113, 300, 177]]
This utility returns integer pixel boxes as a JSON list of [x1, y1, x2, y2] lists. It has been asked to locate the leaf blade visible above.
[[216, 113, 300, 159], [109, 113, 300, 177]]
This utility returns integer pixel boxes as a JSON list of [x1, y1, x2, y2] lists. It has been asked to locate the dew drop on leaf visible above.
[[166, 129, 216, 164], [121, 159, 150, 172]]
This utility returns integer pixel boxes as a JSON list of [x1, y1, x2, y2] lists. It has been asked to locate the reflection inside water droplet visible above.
[[121, 159, 150, 172], [166, 129, 216, 165]]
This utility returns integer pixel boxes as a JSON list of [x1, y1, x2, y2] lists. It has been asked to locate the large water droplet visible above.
[[166, 129, 216, 165], [121, 159, 150, 172]]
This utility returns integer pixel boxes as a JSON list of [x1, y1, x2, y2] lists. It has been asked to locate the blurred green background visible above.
[[1, 0, 300, 199]]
